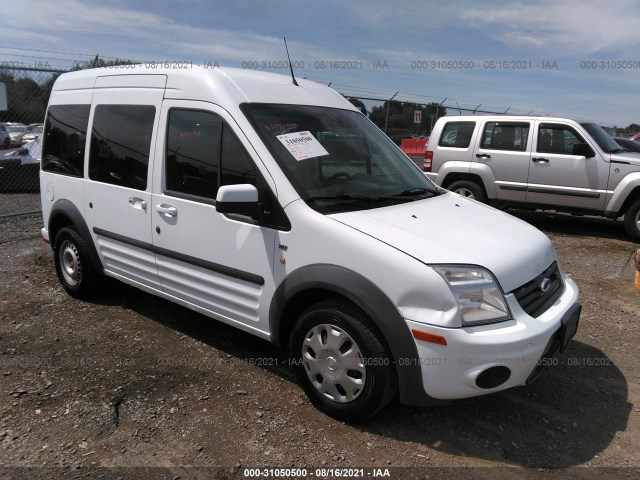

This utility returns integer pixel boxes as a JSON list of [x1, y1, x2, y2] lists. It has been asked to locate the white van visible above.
[[40, 66, 580, 419]]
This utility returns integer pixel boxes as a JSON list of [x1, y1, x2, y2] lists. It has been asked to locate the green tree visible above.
[[0, 70, 60, 124], [347, 97, 368, 115]]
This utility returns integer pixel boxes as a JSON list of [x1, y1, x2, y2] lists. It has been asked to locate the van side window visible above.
[[538, 124, 586, 155], [42, 105, 91, 177], [166, 109, 222, 199], [481, 122, 529, 151], [88, 105, 156, 190], [438, 122, 475, 148], [221, 125, 257, 187]]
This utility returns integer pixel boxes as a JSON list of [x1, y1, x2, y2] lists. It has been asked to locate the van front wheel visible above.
[[448, 180, 487, 203], [290, 300, 397, 420], [623, 198, 640, 243], [53, 227, 100, 298]]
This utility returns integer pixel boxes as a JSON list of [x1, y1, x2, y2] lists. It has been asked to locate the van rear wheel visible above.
[[290, 300, 397, 420], [623, 198, 640, 243], [448, 180, 487, 203], [53, 227, 100, 298]]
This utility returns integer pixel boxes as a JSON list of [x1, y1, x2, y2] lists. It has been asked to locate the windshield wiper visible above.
[[306, 190, 433, 204], [305, 193, 373, 203], [392, 187, 440, 197]]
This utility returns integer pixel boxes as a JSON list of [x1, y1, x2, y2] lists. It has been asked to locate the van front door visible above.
[[150, 100, 279, 337]]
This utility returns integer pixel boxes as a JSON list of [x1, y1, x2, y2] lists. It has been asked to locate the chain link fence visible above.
[[1, 66, 63, 217], [1, 66, 637, 219]]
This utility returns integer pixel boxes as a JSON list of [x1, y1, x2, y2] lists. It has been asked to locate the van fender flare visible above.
[[269, 264, 439, 406], [48, 199, 103, 273]]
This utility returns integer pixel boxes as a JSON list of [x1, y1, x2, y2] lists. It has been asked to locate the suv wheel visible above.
[[53, 227, 101, 298], [447, 180, 487, 203], [290, 300, 397, 420], [624, 198, 640, 243]]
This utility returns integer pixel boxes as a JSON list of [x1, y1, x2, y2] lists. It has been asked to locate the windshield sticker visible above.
[[263, 122, 299, 132], [276, 131, 329, 161]]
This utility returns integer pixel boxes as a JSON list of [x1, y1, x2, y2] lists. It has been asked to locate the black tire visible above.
[[290, 300, 397, 420], [2, 138, 8, 148], [53, 227, 101, 298], [447, 179, 487, 203], [623, 198, 640, 243]]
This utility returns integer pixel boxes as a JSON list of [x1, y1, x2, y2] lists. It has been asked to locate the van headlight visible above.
[[432, 265, 511, 326]]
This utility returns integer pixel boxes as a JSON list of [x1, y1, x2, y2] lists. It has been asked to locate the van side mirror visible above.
[[215, 184, 260, 215], [572, 143, 595, 158]]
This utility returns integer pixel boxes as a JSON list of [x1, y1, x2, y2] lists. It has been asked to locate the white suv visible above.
[[426, 115, 640, 241], [40, 67, 580, 419]]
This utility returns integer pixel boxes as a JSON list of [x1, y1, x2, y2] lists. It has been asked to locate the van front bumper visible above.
[[402, 275, 580, 401]]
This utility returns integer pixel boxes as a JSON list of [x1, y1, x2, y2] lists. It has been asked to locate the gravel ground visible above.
[[0, 208, 638, 480]]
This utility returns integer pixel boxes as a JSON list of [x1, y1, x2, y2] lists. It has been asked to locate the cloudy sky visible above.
[[4, 0, 640, 127]]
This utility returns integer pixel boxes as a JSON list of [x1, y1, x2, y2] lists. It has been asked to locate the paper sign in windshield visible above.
[[276, 131, 329, 161]]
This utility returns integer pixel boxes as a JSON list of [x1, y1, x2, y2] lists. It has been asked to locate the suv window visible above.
[[88, 105, 156, 190], [538, 124, 586, 155], [438, 122, 475, 148], [481, 122, 529, 151], [42, 104, 91, 177]]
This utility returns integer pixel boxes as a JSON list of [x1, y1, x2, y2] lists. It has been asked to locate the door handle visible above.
[[129, 197, 147, 210], [532, 157, 549, 163], [476, 153, 491, 159], [156, 204, 178, 217]]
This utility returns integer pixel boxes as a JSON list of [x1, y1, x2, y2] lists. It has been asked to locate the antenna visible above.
[[284, 37, 299, 86]]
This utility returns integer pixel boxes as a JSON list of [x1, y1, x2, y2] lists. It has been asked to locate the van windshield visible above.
[[241, 103, 440, 214]]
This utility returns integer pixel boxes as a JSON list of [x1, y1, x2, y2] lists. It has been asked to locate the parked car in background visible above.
[[6, 124, 27, 147], [0, 137, 42, 192], [0, 124, 10, 148], [426, 115, 640, 241], [21, 124, 43, 144], [614, 137, 640, 153]]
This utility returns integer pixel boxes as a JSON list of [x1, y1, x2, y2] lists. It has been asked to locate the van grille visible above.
[[511, 262, 564, 318]]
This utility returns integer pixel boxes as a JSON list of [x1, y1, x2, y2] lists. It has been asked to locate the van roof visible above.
[[52, 65, 355, 111]]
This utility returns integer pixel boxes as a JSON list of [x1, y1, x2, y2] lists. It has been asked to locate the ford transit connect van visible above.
[[426, 115, 640, 242], [40, 66, 580, 419]]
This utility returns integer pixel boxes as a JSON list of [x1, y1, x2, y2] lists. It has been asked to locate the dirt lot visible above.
[[0, 206, 638, 480]]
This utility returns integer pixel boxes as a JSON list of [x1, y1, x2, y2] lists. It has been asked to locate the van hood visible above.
[[330, 193, 556, 293]]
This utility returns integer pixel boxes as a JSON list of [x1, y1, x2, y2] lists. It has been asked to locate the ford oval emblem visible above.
[[540, 278, 551, 292]]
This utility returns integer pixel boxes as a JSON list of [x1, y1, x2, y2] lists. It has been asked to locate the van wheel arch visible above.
[[269, 264, 437, 407], [48, 200, 103, 274]]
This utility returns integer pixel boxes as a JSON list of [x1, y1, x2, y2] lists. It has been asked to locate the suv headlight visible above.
[[432, 265, 511, 326]]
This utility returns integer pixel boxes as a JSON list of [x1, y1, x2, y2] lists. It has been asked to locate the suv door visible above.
[[84, 75, 165, 290], [474, 120, 532, 201], [526, 121, 608, 210], [151, 100, 282, 335]]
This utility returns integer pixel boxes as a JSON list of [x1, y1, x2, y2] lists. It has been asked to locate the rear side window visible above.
[[89, 105, 156, 190], [438, 122, 475, 148], [481, 122, 530, 151], [538, 124, 586, 155], [42, 105, 91, 177]]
